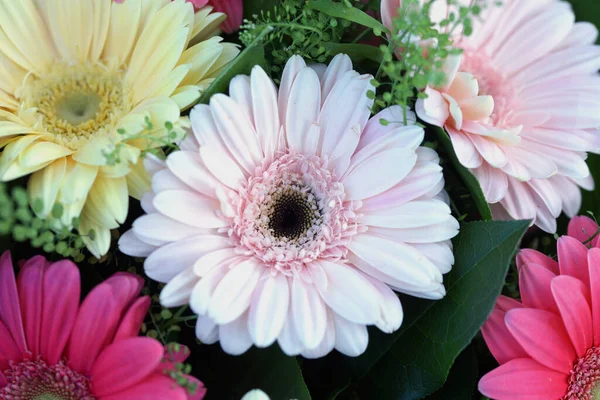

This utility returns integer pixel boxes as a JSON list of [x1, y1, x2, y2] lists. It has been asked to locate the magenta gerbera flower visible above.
[[0, 251, 200, 400], [120, 54, 458, 358], [479, 217, 600, 399]]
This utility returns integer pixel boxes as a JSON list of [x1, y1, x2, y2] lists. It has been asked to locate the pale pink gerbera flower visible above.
[[119, 54, 458, 358], [0, 251, 202, 400], [382, 0, 600, 233], [479, 217, 600, 399]]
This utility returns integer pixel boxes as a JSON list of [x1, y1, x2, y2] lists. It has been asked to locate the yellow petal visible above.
[[0, 51, 26, 95], [171, 86, 201, 110], [127, 1, 193, 103], [82, 175, 128, 230], [79, 216, 111, 259], [190, 6, 225, 45], [2, 158, 54, 181], [102, 0, 141, 65], [90, 0, 112, 62], [0, 0, 57, 72], [125, 156, 151, 200], [28, 157, 66, 217], [20, 141, 73, 168], [0, 89, 18, 111], [57, 159, 98, 205], [98, 144, 141, 179], [146, 63, 192, 99], [0, 135, 41, 178], [58, 197, 86, 229], [72, 136, 116, 166], [459, 95, 495, 121], [204, 42, 239, 78], [178, 37, 223, 86]]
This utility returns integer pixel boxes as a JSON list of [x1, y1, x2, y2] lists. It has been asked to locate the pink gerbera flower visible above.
[[119, 54, 458, 358], [382, 0, 600, 233], [479, 217, 600, 399], [0, 251, 202, 400]]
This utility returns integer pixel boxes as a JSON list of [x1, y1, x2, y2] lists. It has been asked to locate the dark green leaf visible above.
[[356, 220, 529, 399], [243, 0, 278, 19], [197, 27, 270, 104], [435, 126, 492, 220], [322, 42, 383, 63], [306, 0, 389, 34], [426, 344, 478, 400]]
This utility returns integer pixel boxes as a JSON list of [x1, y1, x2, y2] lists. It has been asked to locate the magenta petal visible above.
[[113, 297, 151, 342], [505, 308, 576, 374], [478, 358, 568, 400], [516, 248, 559, 274], [67, 284, 119, 374], [99, 374, 188, 400], [209, 0, 243, 33], [0, 319, 22, 370], [0, 251, 27, 354], [90, 337, 164, 396], [519, 263, 558, 313], [551, 276, 593, 358], [183, 374, 207, 400], [17, 256, 47, 359], [568, 215, 599, 244], [495, 295, 524, 313], [589, 248, 600, 345], [557, 236, 590, 287], [482, 309, 528, 365], [41, 260, 81, 365], [0, 370, 7, 387], [103, 273, 144, 311]]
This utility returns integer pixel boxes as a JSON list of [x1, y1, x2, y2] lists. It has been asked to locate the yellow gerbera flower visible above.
[[0, 0, 239, 257]]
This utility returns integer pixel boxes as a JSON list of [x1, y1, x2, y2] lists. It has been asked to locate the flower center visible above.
[[266, 188, 321, 241], [20, 63, 131, 150], [0, 358, 95, 400], [226, 153, 360, 275], [564, 346, 600, 400], [460, 49, 517, 129]]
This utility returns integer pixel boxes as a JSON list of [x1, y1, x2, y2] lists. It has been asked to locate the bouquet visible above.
[[0, 0, 599, 399]]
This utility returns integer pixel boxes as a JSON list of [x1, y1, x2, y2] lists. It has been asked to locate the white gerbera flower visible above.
[[120, 54, 459, 358]]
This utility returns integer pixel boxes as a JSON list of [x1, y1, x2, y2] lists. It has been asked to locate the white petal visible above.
[[361, 200, 452, 229], [166, 151, 218, 197], [199, 146, 246, 190], [132, 213, 208, 247], [189, 263, 229, 316], [195, 315, 219, 345], [118, 230, 157, 257], [285, 67, 321, 155], [320, 53, 353, 101], [248, 273, 290, 347], [251, 66, 279, 162], [153, 189, 226, 228], [278, 55, 307, 122], [332, 314, 368, 357], [301, 311, 335, 359], [159, 266, 198, 307], [193, 248, 238, 276], [313, 261, 379, 325], [144, 234, 231, 283], [409, 242, 454, 275], [362, 275, 404, 333], [219, 313, 253, 355], [208, 259, 263, 324], [277, 316, 303, 356], [291, 277, 327, 349]]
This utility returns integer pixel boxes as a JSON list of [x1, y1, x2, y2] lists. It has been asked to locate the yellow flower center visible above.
[[21, 63, 132, 150]]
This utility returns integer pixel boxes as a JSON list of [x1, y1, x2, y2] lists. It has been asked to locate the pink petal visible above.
[[67, 284, 120, 374], [91, 337, 165, 396], [0, 319, 21, 370], [505, 308, 576, 374], [557, 236, 590, 287], [208, 0, 243, 33], [519, 263, 558, 313], [482, 309, 528, 365], [41, 260, 81, 365], [551, 275, 593, 358], [113, 296, 151, 342], [516, 248, 559, 274], [0, 251, 26, 355], [100, 374, 187, 400], [478, 358, 569, 400], [589, 248, 600, 345], [568, 215, 599, 244], [17, 255, 46, 359], [495, 295, 524, 313]]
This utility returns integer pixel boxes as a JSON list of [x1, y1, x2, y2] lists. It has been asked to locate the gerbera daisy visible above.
[[0, 0, 238, 257], [0, 251, 202, 399], [382, 0, 600, 233], [479, 217, 600, 399], [119, 54, 459, 357]]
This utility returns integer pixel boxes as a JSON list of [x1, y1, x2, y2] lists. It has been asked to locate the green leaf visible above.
[[435, 126, 492, 220], [304, 220, 529, 399], [306, 0, 389, 34], [243, 0, 278, 18], [197, 27, 270, 104], [356, 220, 529, 399], [322, 42, 383, 63], [426, 344, 478, 400]]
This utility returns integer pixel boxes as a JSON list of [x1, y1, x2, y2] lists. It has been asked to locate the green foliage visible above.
[[0, 183, 88, 261], [239, 0, 368, 77], [371, 0, 485, 117], [427, 345, 478, 399]]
